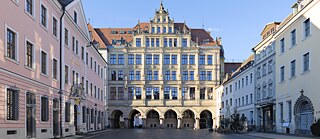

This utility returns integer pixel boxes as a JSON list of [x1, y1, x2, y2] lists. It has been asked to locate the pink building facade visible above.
[[0, 0, 106, 138]]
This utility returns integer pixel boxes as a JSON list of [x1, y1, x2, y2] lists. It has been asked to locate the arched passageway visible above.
[[294, 94, 314, 134], [200, 110, 213, 129], [111, 110, 123, 128], [129, 110, 142, 128], [182, 110, 195, 129], [146, 110, 160, 128], [164, 110, 177, 128]]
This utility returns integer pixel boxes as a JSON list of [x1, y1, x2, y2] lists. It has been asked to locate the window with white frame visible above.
[[147, 70, 152, 80], [183, 71, 188, 80], [304, 18, 310, 38], [146, 87, 152, 99], [41, 97, 49, 121], [52, 17, 58, 37], [25, 0, 34, 16], [41, 51, 47, 75], [153, 71, 158, 80], [280, 66, 285, 82], [128, 54, 134, 65], [172, 87, 177, 100], [73, 11, 78, 24], [136, 54, 142, 65], [110, 54, 116, 64], [291, 29, 296, 46], [291, 60, 296, 77], [136, 71, 141, 80], [146, 54, 152, 65], [172, 71, 176, 80], [26, 41, 34, 68], [65, 102, 70, 122], [190, 71, 194, 80], [303, 52, 310, 72], [129, 70, 134, 80], [6, 27, 18, 61], [118, 70, 123, 81], [7, 88, 19, 120], [118, 54, 124, 65], [40, 4, 47, 28], [189, 55, 195, 65], [64, 28, 68, 46], [280, 38, 285, 53], [154, 54, 159, 64], [53, 58, 58, 79], [171, 55, 177, 65], [65, 65, 69, 84]]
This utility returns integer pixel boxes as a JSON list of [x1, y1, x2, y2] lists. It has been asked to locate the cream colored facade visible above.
[[104, 3, 222, 129], [275, 0, 320, 135]]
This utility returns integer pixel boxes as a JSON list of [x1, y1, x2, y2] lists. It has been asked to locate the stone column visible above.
[[177, 118, 181, 129], [160, 118, 164, 128], [124, 118, 129, 128], [195, 118, 200, 129]]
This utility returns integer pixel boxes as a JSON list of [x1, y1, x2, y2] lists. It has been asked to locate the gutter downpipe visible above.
[[59, 6, 66, 138]]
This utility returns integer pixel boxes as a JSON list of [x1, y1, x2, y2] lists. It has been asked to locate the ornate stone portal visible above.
[[293, 90, 314, 134]]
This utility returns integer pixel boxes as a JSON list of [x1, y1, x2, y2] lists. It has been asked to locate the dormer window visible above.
[[163, 17, 166, 23], [111, 31, 117, 34], [74, 11, 78, 24], [157, 17, 160, 23], [119, 30, 126, 34]]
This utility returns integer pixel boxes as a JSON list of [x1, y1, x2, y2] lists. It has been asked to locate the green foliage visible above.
[[311, 119, 320, 136]]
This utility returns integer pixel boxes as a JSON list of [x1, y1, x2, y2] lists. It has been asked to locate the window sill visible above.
[[289, 76, 296, 80], [25, 65, 35, 72], [25, 11, 36, 21], [41, 73, 48, 78], [302, 34, 312, 42], [301, 70, 311, 75], [52, 34, 59, 41], [11, 0, 19, 6], [279, 80, 286, 84], [289, 44, 297, 50], [5, 57, 19, 65], [40, 23, 48, 32]]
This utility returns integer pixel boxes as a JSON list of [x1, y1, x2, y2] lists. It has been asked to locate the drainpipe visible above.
[[59, 7, 66, 138]]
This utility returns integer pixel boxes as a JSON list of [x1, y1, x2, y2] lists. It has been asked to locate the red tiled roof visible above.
[[191, 29, 214, 44], [94, 28, 133, 47], [87, 24, 106, 48], [224, 62, 242, 75]]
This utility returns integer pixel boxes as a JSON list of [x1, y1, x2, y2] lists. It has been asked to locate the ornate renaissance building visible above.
[[91, 2, 224, 129]]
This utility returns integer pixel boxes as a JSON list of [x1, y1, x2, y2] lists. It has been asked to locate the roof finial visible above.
[[88, 18, 91, 24], [160, 0, 164, 10]]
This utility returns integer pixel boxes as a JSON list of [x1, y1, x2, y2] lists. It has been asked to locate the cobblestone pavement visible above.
[[67, 129, 271, 139]]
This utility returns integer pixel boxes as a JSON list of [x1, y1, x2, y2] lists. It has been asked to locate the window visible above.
[[136, 71, 141, 80], [110, 54, 116, 64], [304, 18, 310, 38], [110, 87, 116, 100], [90, 57, 93, 69], [118, 54, 124, 65], [250, 94, 253, 103], [40, 4, 47, 27], [153, 71, 158, 80], [128, 87, 134, 100], [135, 88, 141, 99], [6, 28, 17, 60], [111, 71, 116, 81], [146, 87, 152, 99], [94, 61, 96, 72], [172, 71, 176, 80], [246, 95, 248, 105], [280, 38, 285, 53], [65, 102, 70, 122], [268, 82, 273, 97], [183, 71, 188, 80], [26, 41, 34, 68], [303, 53, 310, 72], [171, 55, 177, 65], [169, 27, 173, 33], [291, 29, 296, 46], [190, 87, 195, 100], [182, 55, 188, 65], [86, 80, 88, 94], [98, 65, 100, 75], [279, 103, 283, 123], [136, 54, 142, 65], [146, 54, 152, 65], [118, 87, 124, 100], [200, 71, 206, 81], [64, 28, 68, 46], [41, 51, 47, 75], [118, 70, 123, 81], [76, 40, 79, 55], [147, 70, 152, 80], [207, 55, 213, 65], [280, 66, 285, 81], [6, 88, 19, 120], [163, 27, 167, 33], [250, 73, 253, 83], [246, 76, 248, 85], [136, 38, 141, 47], [156, 38, 160, 47], [153, 54, 159, 64], [154, 88, 159, 100], [53, 59, 58, 79], [182, 87, 187, 99], [291, 60, 296, 77], [200, 88, 205, 99], [207, 71, 212, 81], [152, 27, 155, 33], [81, 46, 84, 60], [128, 54, 134, 65], [190, 71, 194, 81], [41, 97, 49, 121], [169, 38, 172, 47], [90, 83, 93, 96], [129, 70, 134, 80], [164, 55, 170, 65], [65, 65, 69, 84], [189, 55, 195, 65], [257, 67, 261, 79], [268, 60, 273, 73], [53, 17, 57, 37], [73, 11, 77, 24], [146, 38, 150, 47], [165, 71, 170, 80], [157, 27, 160, 33], [151, 38, 154, 47], [26, 0, 33, 15], [288, 101, 292, 122], [199, 55, 205, 65], [262, 63, 267, 76], [182, 38, 188, 47], [164, 87, 170, 99], [171, 87, 177, 100], [174, 38, 177, 47], [230, 98, 233, 106], [164, 38, 168, 47]]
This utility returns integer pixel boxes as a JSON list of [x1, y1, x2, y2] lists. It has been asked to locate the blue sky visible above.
[[83, 0, 294, 62]]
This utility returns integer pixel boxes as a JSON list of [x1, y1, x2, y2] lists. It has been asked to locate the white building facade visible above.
[[275, 0, 320, 135]]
